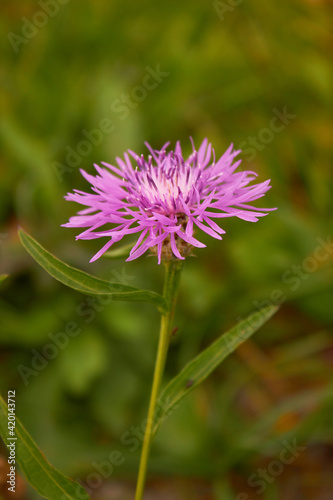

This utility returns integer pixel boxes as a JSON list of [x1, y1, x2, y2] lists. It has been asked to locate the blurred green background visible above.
[[1, 0, 333, 499]]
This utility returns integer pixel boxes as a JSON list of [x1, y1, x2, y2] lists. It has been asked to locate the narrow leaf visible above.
[[18, 229, 167, 312], [0, 393, 90, 500], [154, 305, 279, 433]]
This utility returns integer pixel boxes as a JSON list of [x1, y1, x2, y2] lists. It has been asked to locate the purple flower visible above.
[[63, 139, 275, 264]]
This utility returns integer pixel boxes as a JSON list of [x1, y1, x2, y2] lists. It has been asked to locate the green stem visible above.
[[134, 259, 183, 500]]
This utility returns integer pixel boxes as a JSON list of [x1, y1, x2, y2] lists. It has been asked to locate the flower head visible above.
[[63, 139, 275, 264]]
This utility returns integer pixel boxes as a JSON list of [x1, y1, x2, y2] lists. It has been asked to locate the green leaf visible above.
[[18, 229, 167, 312], [154, 305, 279, 433], [103, 241, 135, 259], [0, 393, 90, 500], [0, 275, 8, 286]]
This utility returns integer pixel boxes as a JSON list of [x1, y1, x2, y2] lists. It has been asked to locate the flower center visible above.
[[125, 152, 201, 217]]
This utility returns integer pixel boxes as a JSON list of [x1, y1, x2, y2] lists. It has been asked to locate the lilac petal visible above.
[[161, 225, 182, 233], [156, 237, 163, 263], [129, 228, 149, 255], [127, 230, 169, 262], [233, 211, 268, 222], [176, 230, 206, 248], [63, 138, 275, 263], [126, 240, 151, 261], [150, 231, 169, 247], [160, 141, 171, 153], [193, 218, 222, 240], [77, 207, 97, 215], [127, 232, 162, 261], [191, 189, 217, 216], [236, 203, 277, 211], [89, 239, 116, 262], [202, 216, 226, 234], [151, 212, 177, 225], [75, 223, 113, 239], [202, 142, 212, 168], [143, 142, 159, 162], [170, 233, 185, 260], [94, 225, 143, 238], [100, 162, 125, 179], [175, 141, 182, 156], [197, 138, 208, 164], [201, 211, 241, 219], [189, 136, 196, 153], [185, 218, 193, 237]]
